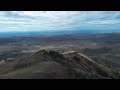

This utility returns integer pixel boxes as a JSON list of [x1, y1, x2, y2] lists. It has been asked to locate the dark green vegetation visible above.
[[0, 32, 120, 79]]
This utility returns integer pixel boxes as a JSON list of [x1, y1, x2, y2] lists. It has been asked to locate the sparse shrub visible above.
[[49, 51, 65, 59], [73, 56, 80, 62]]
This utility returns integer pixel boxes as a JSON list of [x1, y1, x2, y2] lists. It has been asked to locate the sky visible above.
[[0, 11, 120, 32]]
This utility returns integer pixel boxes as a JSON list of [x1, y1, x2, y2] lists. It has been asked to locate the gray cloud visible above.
[[0, 11, 120, 32]]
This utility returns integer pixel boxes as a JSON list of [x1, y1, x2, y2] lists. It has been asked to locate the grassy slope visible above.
[[0, 50, 119, 79]]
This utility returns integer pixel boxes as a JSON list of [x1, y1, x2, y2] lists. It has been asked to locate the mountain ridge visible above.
[[0, 50, 119, 79]]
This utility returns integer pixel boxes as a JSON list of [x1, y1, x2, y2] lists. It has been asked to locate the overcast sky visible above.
[[0, 11, 120, 32]]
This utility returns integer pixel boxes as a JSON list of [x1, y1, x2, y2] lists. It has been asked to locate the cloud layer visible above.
[[0, 11, 120, 32]]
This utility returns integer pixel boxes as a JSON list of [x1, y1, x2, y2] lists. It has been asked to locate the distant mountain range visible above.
[[0, 29, 120, 37]]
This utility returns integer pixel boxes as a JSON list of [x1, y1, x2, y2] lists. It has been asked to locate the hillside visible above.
[[0, 50, 119, 79]]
